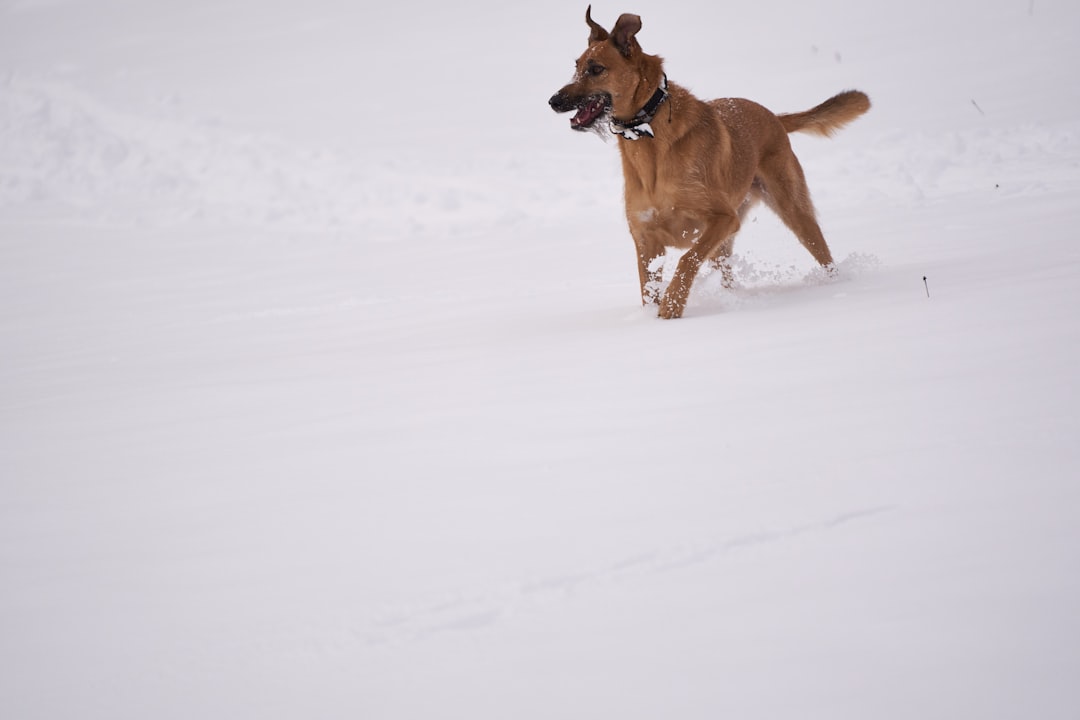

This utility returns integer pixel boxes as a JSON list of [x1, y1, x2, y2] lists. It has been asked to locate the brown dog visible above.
[[549, 7, 870, 318]]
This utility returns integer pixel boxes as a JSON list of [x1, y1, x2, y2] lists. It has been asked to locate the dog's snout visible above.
[[549, 91, 572, 113]]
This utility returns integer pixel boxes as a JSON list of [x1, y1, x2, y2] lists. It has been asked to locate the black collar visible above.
[[611, 74, 669, 140]]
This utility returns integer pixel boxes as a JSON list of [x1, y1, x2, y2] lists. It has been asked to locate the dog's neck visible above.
[[611, 73, 669, 140]]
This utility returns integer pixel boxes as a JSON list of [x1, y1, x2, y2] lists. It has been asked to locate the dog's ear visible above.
[[611, 13, 642, 57], [585, 5, 609, 44]]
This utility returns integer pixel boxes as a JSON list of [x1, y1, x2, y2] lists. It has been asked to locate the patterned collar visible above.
[[610, 74, 669, 140]]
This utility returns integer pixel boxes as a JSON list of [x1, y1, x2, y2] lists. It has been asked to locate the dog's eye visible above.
[[588, 63, 606, 76]]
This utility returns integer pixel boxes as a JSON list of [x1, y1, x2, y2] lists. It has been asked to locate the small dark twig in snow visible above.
[[971, 99, 986, 116], [923, 276, 930, 298]]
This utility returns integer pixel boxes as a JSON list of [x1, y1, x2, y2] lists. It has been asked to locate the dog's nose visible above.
[[549, 92, 571, 112]]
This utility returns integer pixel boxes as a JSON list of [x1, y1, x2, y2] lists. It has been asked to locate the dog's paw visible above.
[[642, 276, 665, 305], [805, 262, 841, 285], [657, 295, 685, 319]]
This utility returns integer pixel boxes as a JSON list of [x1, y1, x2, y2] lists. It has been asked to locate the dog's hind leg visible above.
[[706, 236, 736, 288], [706, 181, 764, 288], [758, 151, 834, 267]]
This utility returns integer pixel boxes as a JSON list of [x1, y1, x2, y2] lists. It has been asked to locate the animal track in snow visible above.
[[358, 505, 896, 648]]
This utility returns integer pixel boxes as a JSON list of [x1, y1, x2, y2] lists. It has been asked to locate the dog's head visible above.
[[548, 7, 650, 133]]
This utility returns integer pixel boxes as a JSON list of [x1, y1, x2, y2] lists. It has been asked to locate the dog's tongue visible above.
[[571, 97, 606, 129]]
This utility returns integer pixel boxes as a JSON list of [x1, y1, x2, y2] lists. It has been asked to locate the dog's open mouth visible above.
[[570, 94, 611, 130]]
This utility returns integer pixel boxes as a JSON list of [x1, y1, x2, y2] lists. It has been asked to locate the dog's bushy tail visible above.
[[779, 90, 871, 137]]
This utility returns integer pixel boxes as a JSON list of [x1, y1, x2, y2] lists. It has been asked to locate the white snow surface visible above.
[[2, 1, 1080, 718]]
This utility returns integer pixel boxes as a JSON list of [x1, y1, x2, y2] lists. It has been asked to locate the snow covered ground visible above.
[[2, 1, 1079, 718]]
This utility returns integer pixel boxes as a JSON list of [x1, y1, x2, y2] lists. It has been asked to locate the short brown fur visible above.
[[549, 8, 870, 318]]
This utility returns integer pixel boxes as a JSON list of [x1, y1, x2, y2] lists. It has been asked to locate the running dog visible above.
[[548, 7, 870, 318]]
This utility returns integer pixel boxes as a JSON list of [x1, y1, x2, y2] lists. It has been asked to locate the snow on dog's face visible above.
[[547, 8, 646, 136]]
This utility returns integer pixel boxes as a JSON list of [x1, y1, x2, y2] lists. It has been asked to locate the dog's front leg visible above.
[[630, 225, 666, 306], [658, 212, 739, 319]]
